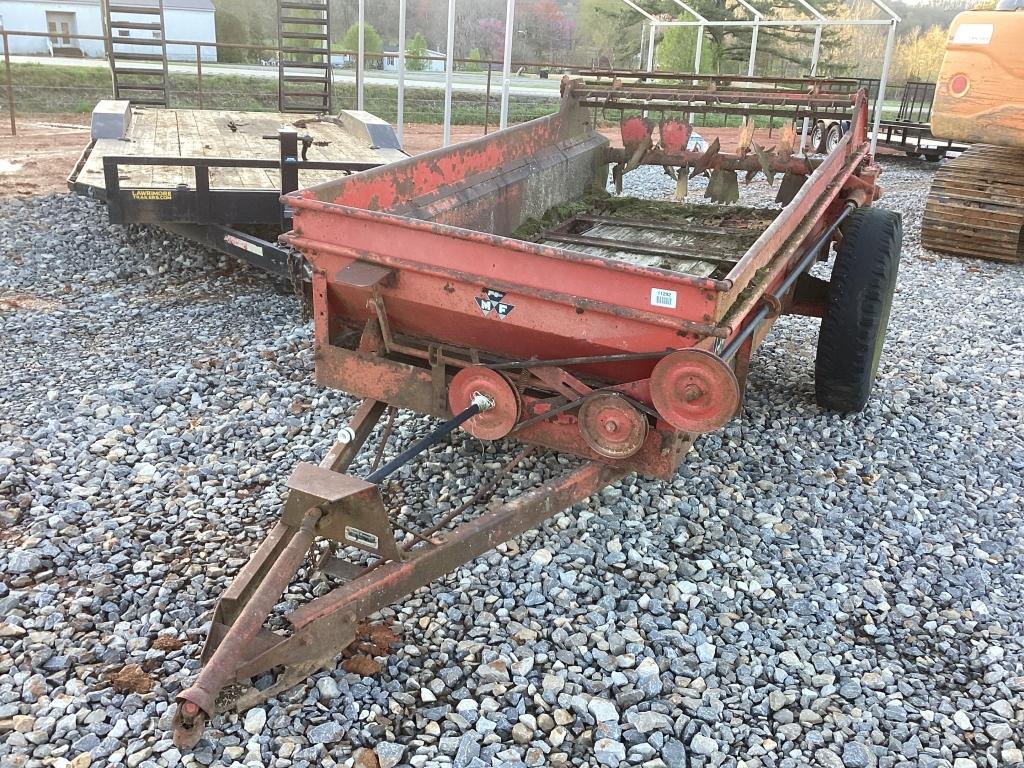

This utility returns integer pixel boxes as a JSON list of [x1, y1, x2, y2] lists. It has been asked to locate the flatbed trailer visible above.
[[68, 102, 405, 278], [810, 79, 969, 160], [168, 74, 903, 747]]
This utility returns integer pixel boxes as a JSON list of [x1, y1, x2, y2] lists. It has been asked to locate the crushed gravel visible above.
[[1, 155, 1022, 768]]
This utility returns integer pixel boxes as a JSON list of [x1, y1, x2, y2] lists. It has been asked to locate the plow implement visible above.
[[171, 74, 901, 747]]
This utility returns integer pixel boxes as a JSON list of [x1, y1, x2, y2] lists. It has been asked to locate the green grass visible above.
[[2, 62, 557, 125]]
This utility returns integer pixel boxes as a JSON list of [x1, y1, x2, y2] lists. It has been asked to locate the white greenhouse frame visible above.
[[348, 0, 900, 154]]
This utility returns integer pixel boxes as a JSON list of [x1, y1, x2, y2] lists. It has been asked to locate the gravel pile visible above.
[[1, 157, 1022, 768]]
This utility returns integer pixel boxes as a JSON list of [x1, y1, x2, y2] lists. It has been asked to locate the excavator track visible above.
[[921, 144, 1024, 263]]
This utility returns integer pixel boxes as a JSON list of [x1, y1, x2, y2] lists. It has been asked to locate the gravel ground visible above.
[[1, 157, 1023, 768]]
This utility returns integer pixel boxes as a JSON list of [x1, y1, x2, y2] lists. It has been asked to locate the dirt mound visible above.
[[151, 636, 183, 652], [340, 622, 398, 677], [107, 664, 155, 695]]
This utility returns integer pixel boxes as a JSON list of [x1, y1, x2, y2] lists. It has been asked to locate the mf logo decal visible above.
[[476, 289, 515, 319]]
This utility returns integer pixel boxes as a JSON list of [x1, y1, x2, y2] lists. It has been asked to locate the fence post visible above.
[[871, 19, 897, 157], [397, 0, 407, 144], [484, 65, 492, 136], [196, 43, 203, 109], [499, 0, 515, 130], [442, 0, 455, 146], [2, 30, 15, 136]]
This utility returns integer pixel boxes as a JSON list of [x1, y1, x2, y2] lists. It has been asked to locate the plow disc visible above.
[[921, 144, 1024, 263]]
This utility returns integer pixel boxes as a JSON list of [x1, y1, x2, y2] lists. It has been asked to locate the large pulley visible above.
[[650, 349, 740, 433], [578, 393, 648, 459], [448, 367, 521, 440]]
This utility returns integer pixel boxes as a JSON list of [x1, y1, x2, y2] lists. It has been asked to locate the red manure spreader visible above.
[[172, 73, 902, 745]]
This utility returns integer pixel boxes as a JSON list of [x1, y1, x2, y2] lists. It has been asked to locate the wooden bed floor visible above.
[[534, 203, 779, 280], [76, 108, 406, 192]]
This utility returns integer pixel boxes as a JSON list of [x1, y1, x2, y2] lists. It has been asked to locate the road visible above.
[[9, 55, 564, 98]]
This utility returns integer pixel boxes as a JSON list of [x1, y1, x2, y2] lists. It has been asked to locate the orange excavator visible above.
[[921, 0, 1024, 262]]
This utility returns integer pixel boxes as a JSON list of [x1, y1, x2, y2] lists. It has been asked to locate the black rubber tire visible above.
[[825, 123, 843, 154], [815, 207, 903, 412], [811, 122, 825, 153]]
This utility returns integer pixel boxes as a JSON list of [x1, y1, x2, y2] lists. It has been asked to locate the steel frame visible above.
[[171, 399, 631, 747], [69, 128, 385, 278], [342, 0, 899, 152], [94, 154, 375, 225], [631, 0, 900, 156]]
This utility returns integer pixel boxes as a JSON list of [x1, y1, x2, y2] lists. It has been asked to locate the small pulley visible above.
[[578, 393, 648, 459], [650, 349, 740, 434], [448, 367, 521, 440]]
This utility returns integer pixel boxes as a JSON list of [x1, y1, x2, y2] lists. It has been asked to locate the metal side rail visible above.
[[97, 135, 380, 227], [160, 223, 304, 281]]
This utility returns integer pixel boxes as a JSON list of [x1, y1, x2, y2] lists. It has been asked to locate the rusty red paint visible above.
[[447, 367, 520, 439], [170, 78, 885, 749], [649, 349, 741, 434], [172, 509, 321, 747], [578, 394, 649, 459], [286, 461, 629, 632], [620, 115, 654, 157], [282, 82, 880, 478], [606, 147, 823, 175], [299, 102, 593, 212], [659, 118, 692, 154]]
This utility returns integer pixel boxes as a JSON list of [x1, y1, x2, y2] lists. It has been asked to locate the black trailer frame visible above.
[[810, 79, 969, 161], [69, 127, 390, 279]]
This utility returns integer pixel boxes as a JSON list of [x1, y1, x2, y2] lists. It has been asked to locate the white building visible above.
[[382, 48, 444, 73], [331, 49, 446, 73], [0, 0, 217, 61]]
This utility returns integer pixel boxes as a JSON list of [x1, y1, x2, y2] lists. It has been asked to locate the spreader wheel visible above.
[[448, 367, 521, 440], [650, 349, 740, 434], [815, 206, 902, 413], [578, 394, 648, 459]]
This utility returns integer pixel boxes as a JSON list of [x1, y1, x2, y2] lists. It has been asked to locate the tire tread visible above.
[[815, 206, 902, 412]]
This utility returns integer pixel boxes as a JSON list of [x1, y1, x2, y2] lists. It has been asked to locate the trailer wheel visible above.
[[825, 123, 843, 154], [810, 121, 826, 153], [815, 206, 902, 413]]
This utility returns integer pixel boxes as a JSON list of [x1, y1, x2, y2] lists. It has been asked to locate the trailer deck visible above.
[[73, 107, 405, 193], [69, 102, 405, 278]]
